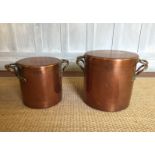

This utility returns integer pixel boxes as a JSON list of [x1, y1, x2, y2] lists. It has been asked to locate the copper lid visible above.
[[85, 50, 139, 60], [16, 57, 61, 68]]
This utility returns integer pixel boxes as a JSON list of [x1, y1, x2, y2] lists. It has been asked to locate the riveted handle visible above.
[[135, 59, 148, 76], [5, 63, 27, 82], [76, 55, 85, 72], [61, 59, 69, 72], [5, 63, 17, 73]]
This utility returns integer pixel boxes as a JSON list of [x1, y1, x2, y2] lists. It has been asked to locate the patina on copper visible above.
[[76, 50, 148, 112], [5, 57, 69, 109]]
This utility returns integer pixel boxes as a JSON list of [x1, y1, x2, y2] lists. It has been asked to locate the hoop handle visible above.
[[61, 59, 69, 72], [5, 63, 27, 82], [135, 59, 148, 76], [76, 55, 85, 72]]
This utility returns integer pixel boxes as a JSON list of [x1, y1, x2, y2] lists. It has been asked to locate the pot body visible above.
[[19, 64, 62, 108], [84, 56, 137, 112], [5, 57, 69, 109], [77, 50, 148, 112]]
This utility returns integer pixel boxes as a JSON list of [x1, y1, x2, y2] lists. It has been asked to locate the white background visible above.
[[0, 23, 155, 71]]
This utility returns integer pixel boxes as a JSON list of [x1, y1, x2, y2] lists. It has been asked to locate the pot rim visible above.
[[85, 50, 139, 61], [16, 56, 61, 69]]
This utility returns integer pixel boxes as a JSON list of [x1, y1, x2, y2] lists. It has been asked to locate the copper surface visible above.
[[76, 50, 148, 112], [5, 57, 69, 109]]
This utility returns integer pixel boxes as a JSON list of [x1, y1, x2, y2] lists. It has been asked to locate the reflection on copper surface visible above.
[[5, 57, 69, 109], [77, 50, 148, 112]]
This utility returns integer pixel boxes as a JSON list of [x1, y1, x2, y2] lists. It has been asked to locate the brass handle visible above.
[[76, 55, 85, 71], [5, 63, 27, 82], [61, 59, 69, 72], [135, 59, 148, 76], [5, 63, 17, 73]]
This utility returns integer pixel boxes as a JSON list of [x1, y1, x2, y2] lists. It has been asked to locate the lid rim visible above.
[[16, 63, 60, 69], [16, 56, 61, 68], [85, 50, 139, 59]]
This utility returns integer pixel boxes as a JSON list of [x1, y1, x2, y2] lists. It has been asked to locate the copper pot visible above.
[[76, 50, 148, 112], [5, 57, 69, 109]]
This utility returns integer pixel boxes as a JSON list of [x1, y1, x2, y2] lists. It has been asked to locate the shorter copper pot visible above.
[[5, 57, 69, 109], [76, 50, 148, 112]]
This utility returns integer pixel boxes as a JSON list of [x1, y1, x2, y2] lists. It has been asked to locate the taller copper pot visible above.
[[76, 50, 148, 112], [5, 57, 69, 109]]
